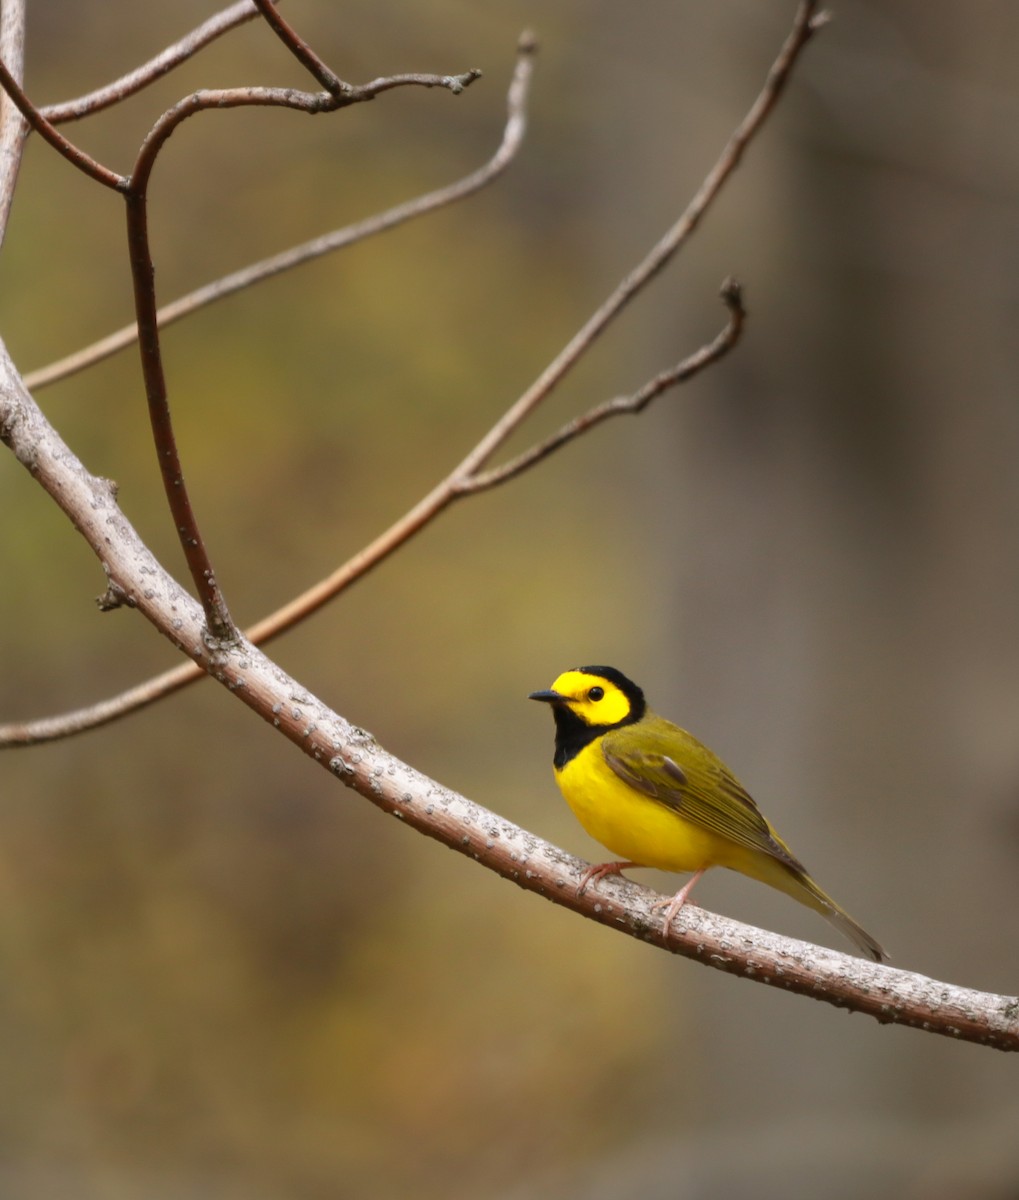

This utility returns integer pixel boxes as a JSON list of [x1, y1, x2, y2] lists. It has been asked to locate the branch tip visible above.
[[719, 275, 744, 313], [446, 68, 482, 95]]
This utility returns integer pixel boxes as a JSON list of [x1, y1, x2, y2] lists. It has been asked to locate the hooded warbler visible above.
[[529, 666, 886, 961]]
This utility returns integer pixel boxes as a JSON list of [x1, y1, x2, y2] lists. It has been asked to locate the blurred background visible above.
[[2, 1, 1018, 1196]]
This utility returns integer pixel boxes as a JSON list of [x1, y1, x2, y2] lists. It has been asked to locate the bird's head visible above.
[[529, 665, 646, 730]]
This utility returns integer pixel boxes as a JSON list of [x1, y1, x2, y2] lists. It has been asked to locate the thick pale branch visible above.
[[0, 342, 1014, 1051], [0, 0, 27, 245]]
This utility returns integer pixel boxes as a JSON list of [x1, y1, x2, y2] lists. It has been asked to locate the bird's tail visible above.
[[796, 868, 883, 960], [736, 846, 887, 962], [778, 864, 887, 962]]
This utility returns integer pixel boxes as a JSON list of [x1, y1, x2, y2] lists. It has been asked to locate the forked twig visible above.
[[461, 279, 746, 493], [252, 0, 346, 95], [0, 4, 821, 747]]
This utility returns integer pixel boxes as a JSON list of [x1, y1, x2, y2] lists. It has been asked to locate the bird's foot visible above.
[[651, 868, 706, 938], [577, 860, 640, 897]]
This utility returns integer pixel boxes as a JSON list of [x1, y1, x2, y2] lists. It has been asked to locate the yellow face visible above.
[[546, 670, 635, 728]]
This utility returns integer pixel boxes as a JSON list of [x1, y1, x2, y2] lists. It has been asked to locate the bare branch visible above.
[[0, 661, 202, 746], [1, 339, 1015, 1052], [249, 0, 484, 101], [128, 67, 483, 195], [25, 33, 536, 392], [124, 182, 236, 638], [40, 1, 267, 124], [461, 278, 746, 494], [0, 0, 27, 245], [356, 69, 484, 98]]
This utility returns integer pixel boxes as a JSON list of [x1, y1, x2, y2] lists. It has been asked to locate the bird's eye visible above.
[[588, 686, 604, 702]]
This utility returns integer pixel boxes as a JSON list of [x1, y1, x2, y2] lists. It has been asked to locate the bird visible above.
[[529, 665, 886, 961]]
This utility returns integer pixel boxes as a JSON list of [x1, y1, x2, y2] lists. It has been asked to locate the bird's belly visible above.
[[555, 751, 722, 873]]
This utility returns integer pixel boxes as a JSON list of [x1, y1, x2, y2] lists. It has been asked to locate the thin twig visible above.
[[250, 0, 486, 105], [129, 70, 484, 196], [26, 33, 535, 392], [462, 279, 746, 493], [40, 1, 268, 124], [254, 0, 483, 106]]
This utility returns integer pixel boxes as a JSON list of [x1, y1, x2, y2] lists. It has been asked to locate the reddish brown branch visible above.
[[0, 55, 124, 188], [252, 0, 346, 95], [122, 183, 235, 638]]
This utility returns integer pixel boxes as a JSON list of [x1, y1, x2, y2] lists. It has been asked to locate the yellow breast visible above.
[[555, 740, 727, 873]]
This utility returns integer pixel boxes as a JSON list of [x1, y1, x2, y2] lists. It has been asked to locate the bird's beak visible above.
[[528, 689, 565, 704]]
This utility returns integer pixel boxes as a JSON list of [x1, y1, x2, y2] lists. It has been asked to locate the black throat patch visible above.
[[550, 693, 643, 769]]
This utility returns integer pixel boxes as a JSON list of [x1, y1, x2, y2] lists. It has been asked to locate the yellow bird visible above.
[[529, 666, 886, 961]]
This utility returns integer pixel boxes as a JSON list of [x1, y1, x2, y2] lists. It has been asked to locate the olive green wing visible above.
[[601, 715, 802, 870]]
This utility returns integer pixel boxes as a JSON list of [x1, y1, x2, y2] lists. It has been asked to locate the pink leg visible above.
[[577, 860, 641, 897], [651, 868, 707, 936]]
